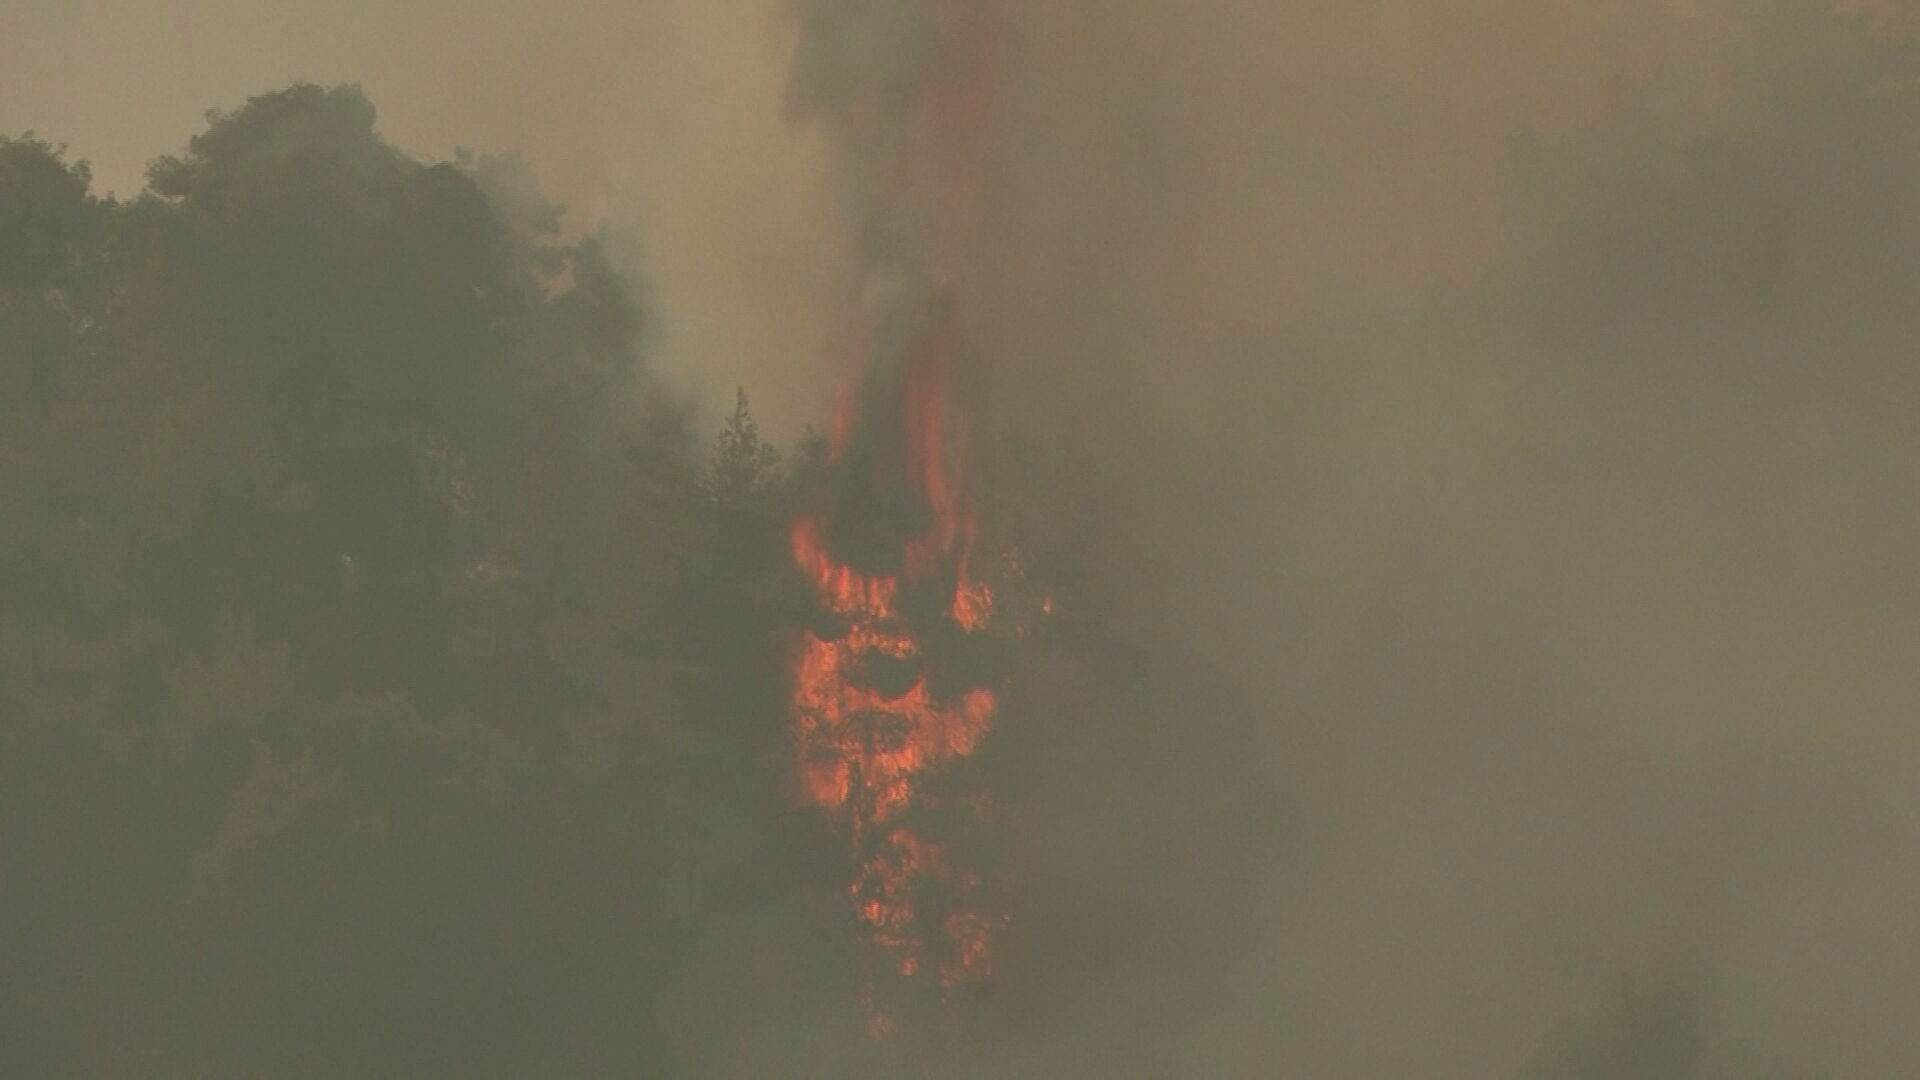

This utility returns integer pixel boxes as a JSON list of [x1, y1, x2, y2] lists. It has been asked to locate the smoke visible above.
[[1, 0, 851, 435], [7, 0, 1920, 1073], [929, 2, 1920, 1074]]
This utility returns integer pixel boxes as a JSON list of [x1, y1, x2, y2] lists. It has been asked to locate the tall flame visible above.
[[788, 346, 1004, 996], [785, 0, 1006, 1032]]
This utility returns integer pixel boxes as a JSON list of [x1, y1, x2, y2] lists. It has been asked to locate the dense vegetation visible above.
[[9, 7, 1920, 1071], [0, 84, 867, 1074]]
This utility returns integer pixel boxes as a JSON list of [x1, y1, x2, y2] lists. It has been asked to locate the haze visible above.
[[5, 2, 1919, 1075]]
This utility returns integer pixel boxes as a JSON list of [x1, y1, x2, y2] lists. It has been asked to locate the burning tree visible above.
[[787, 298, 1021, 1034], [782, 0, 1030, 1035]]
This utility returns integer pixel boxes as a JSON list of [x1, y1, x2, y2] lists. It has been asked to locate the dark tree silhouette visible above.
[[0, 84, 862, 1075]]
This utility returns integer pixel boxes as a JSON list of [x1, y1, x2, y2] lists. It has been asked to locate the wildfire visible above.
[[788, 362, 1006, 994], [782, 0, 1013, 1033]]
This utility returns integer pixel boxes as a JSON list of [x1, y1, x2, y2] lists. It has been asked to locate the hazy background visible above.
[[6, 1, 1920, 1075], [1, 0, 846, 432]]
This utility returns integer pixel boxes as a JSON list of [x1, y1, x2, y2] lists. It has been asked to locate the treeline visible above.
[[0, 84, 881, 1074]]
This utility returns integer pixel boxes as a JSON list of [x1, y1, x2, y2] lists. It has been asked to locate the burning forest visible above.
[[783, 0, 1029, 1031], [10, 0, 1920, 1074]]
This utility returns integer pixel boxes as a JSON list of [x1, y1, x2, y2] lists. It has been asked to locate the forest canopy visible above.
[[0, 84, 844, 1075]]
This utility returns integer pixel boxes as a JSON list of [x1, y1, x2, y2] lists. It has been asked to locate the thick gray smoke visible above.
[[6, 1, 1919, 1074], [939, 2, 1920, 1075]]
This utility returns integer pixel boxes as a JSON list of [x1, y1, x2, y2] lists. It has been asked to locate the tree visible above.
[[708, 386, 782, 504], [2, 83, 873, 1075]]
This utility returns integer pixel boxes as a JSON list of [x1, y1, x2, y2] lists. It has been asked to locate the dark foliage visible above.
[[0, 85, 856, 1075]]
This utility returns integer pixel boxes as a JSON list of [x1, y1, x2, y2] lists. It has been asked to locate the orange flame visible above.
[[788, 428, 1002, 990], [786, 305, 1009, 1005], [785, 0, 1010, 1032]]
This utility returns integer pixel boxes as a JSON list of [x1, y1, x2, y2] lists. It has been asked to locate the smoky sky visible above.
[[959, 4, 1920, 1075], [8, 1, 1920, 1075], [1, 0, 848, 434]]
